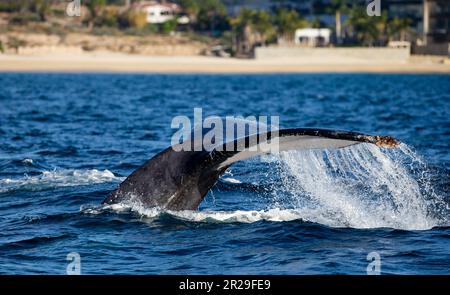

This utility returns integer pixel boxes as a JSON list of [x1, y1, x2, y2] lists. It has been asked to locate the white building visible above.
[[294, 28, 331, 47], [133, 1, 189, 24]]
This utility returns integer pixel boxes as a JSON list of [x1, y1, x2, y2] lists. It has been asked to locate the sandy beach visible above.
[[1, 52, 449, 73]]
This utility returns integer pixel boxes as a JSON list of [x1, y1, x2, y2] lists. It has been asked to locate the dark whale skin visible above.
[[102, 128, 399, 210]]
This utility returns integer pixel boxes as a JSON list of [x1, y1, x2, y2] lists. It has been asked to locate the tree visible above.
[[86, 0, 107, 29], [30, 0, 53, 21], [195, 0, 227, 35], [273, 8, 308, 42], [0, 1, 22, 13], [179, 0, 200, 24], [2, 0, 53, 22], [346, 7, 387, 46], [387, 17, 411, 41], [252, 11, 276, 44], [118, 9, 147, 29], [311, 17, 323, 29], [161, 18, 178, 34], [230, 8, 275, 56]]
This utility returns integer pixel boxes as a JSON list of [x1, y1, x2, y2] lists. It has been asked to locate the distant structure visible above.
[[385, 0, 449, 55], [386, 0, 448, 43], [294, 28, 331, 47], [133, 1, 189, 24], [221, 0, 449, 55]]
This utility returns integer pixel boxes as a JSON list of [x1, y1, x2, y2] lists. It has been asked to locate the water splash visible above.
[[274, 143, 447, 230]]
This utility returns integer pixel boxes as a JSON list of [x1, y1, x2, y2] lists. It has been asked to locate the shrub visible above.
[[161, 19, 178, 34], [0, 1, 21, 13], [95, 8, 120, 27], [119, 10, 147, 29], [7, 37, 27, 52], [9, 13, 41, 25]]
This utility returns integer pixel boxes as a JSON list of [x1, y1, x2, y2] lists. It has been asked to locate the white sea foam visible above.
[[21, 158, 34, 165], [0, 169, 124, 193], [87, 202, 389, 227], [87, 203, 310, 224]]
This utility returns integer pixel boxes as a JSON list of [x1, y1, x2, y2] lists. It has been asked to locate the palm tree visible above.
[[197, 0, 226, 35], [346, 7, 387, 46], [273, 8, 308, 43], [252, 10, 276, 45], [230, 8, 275, 56], [387, 18, 411, 41]]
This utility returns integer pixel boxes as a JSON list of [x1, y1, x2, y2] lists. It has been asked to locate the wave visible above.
[[83, 204, 445, 229], [82, 204, 308, 224], [0, 169, 124, 193]]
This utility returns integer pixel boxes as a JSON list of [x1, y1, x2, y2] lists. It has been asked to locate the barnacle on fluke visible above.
[[374, 136, 400, 148], [363, 135, 400, 148]]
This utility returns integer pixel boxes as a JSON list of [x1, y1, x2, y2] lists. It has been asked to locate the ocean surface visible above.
[[0, 73, 449, 274]]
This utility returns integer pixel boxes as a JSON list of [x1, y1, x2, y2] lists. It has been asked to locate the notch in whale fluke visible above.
[[102, 128, 401, 211]]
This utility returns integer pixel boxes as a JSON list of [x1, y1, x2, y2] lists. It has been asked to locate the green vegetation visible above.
[[228, 7, 311, 55], [118, 10, 147, 29], [0, 0, 22, 13], [8, 13, 42, 25], [31, 0, 52, 21], [85, 0, 107, 29], [6, 36, 27, 53], [161, 18, 178, 34], [179, 0, 200, 23], [340, 4, 412, 46], [1, 0, 415, 56], [272, 8, 309, 41], [0, 0, 53, 22], [387, 17, 411, 41], [346, 7, 390, 46], [229, 9, 273, 55], [192, 0, 227, 34]]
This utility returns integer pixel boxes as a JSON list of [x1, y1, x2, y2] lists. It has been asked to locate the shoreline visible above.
[[1, 53, 449, 73]]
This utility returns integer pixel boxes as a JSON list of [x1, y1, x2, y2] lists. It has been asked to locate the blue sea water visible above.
[[0, 73, 449, 274]]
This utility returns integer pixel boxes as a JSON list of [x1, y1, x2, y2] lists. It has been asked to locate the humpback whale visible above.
[[102, 126, 399, 211]]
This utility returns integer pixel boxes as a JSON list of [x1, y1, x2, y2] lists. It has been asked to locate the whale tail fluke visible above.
[[102, 128, 399, 210]]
